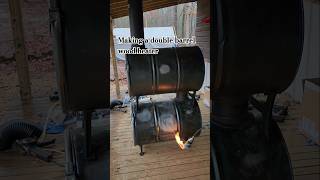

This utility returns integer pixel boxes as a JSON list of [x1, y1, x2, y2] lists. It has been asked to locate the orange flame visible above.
[[175, 132, 185, 149]]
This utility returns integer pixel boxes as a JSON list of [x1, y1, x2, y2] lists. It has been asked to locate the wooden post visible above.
[[110, 18, 121, 99], [183, 4, 191, 39], [8, 0, 31, 102], [173, 5, 177, 32]]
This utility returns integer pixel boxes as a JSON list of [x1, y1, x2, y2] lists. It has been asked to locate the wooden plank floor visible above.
[[110, 96, 211, 180], [0, 97, 65, 180], [110, 94, 320, 180], [278, 102, 320, 180], [0, 90, 318, 180]]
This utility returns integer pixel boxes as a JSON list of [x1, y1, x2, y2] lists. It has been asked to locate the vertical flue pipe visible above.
[[128, 0, 145, 49]]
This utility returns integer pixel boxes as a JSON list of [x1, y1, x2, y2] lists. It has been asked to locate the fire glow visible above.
[[175, 132, 186, 149]]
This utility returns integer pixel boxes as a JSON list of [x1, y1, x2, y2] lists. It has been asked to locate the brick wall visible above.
[[0, 0, 52, 62]]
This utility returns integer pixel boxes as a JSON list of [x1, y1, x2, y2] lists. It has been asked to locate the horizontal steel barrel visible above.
[[126, 46, 205, 96], [212, 0, 304, 95], [132, 98, 202, 146]]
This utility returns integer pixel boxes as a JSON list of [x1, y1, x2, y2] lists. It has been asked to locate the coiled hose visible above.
[[0, 120, 42, 150]]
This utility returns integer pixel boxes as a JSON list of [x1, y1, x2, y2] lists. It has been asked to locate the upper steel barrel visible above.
[[126, 46, 205, 96], [212, 0, 304, 95]]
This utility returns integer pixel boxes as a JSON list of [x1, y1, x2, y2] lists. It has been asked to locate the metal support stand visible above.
[[136, 96, 139, 112], [139, 145, 144, 156], [83, 110, 92, 159], [249, 94, 277, 141], [263, 94, 276, 142], [176, 91, 188, 101]]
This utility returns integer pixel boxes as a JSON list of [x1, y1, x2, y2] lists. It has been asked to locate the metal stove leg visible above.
[[139, 145, 144, 156], [264, 94, 276, 142], [136, 96, 139, 112], [83, 110, 92, 159]]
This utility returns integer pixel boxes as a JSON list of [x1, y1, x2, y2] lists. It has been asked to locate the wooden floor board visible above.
[[283, 103, 320, 180], [0, 89, 319, 180], [110, 95, 320, 180], [0, 97, 65, 180]]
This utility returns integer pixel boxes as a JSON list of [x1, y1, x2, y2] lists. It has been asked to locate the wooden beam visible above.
[[111, 0, 178, 10], [110, 18, 121, 99], [8, 0, 31, 102], [111, 0, 196, 18], [112, 2, 178, 18]]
